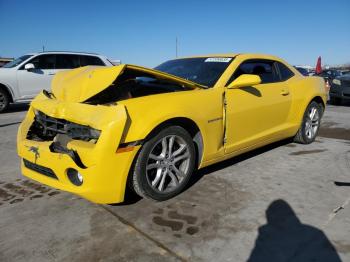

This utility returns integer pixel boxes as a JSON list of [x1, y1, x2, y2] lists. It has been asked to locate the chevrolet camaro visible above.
[[17, 54, 327, 203]]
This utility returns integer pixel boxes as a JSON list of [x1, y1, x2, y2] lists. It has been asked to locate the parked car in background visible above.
[[0, 51, 113, 112], [294, 66, 309, 76], [109, 59, 122, 65], [317, 69, 345, 83], [329, 74, 350, 104]]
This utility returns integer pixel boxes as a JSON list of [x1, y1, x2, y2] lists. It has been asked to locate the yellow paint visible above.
[[51, 64, 204, 103], [17, 54, 327, 203], [227, 74, 261, 89]]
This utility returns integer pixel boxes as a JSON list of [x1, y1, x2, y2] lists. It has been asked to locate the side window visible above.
[[28, 55, 56, 69], [277, 62, 294, 81], [226, 59, 279, 85], [80, 55, 105, 66], [56, 55, 80, 69]]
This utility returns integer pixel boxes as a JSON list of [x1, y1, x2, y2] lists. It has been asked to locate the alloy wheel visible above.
[[304, 106, 320, 139], [146, 135, 191, 193]]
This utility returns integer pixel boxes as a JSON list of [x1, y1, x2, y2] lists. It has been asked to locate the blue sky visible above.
[[1, 0, 349, 67]]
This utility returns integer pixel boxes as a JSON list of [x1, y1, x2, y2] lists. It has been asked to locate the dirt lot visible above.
[[0, 102, 350, 262]]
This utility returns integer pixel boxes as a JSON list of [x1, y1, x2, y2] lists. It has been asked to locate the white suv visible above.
[[0, 51, 113, 112]]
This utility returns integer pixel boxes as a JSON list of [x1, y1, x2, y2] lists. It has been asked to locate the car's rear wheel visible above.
[[294, 101, 322, 144], [130, 126, 195, 201], [0, 89, 10, 113]]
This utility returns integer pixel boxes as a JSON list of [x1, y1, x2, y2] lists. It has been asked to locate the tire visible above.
[[0, 88, 10, 113], [330, 96, 342, 105], [131, 126, 196, 201], [294, 101, 322, 144]]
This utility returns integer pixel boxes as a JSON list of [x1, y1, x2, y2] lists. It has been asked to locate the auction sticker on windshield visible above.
[[205, 57, 232, 62]]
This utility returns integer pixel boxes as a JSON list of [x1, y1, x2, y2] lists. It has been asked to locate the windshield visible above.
[[2, 55, 33, 68], [155, 57, 234, 87]]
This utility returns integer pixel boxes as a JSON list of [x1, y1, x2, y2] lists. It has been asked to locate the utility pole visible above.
[[175, 37, 178, 58], [42, 45, 45, 52]]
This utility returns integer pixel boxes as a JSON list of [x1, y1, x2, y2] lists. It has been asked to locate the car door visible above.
[[224, 59, 292, 154], [16, 54, 57, 98]]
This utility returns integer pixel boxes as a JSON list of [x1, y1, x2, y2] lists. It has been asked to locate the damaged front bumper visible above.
[[17, 94, 139, 204]]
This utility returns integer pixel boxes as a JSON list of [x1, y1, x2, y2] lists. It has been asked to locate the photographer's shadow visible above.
[[248, 199, 341, 262]]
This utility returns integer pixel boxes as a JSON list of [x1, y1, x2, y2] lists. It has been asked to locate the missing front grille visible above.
[[26, 111, 100, 142]]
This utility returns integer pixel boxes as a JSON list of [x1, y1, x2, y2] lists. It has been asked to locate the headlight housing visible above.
[[333, 79, 341, 86], [28, 110, 101, 143]]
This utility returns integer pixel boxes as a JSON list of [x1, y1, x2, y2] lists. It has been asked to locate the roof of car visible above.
[[26, 51, 104, 56], [175, 53, 285, 62], [180, 53, 238, 58]]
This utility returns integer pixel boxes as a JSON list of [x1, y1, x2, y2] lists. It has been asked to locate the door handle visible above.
[[281, 89, 289, 96], [48, 73, 56, 75]]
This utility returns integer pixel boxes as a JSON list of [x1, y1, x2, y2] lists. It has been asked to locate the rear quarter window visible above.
[[277, 62, 295, 81]]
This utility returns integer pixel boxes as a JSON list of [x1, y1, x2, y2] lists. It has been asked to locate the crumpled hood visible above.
[[51, 64, 204, 103], [51, 65, 126, 102]]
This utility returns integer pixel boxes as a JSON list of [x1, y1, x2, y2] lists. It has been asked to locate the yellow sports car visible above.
[[17, 54, 327, 204]]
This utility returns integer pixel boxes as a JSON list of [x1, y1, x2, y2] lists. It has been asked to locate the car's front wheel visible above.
[[0, 89, 10, 113], [130, 126, 195, 201], [294, 101, 322, 144]]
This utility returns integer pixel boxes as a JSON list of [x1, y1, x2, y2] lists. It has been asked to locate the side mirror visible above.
[[24, 63, 35, 71], [227, 74, 261, 89]]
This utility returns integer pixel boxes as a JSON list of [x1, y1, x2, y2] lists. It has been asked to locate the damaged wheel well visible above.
[[145, 117, 203, 168]]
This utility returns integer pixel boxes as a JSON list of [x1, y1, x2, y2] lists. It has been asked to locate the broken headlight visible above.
[[27, 110, 101, 142]]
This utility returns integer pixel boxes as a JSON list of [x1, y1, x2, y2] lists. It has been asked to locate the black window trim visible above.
[[55, 54, 81, 69], [18, 54, 106, 70], [79, 55, 105, 66], [19, 54, 57, 70], [275, 61, 295, 82]]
